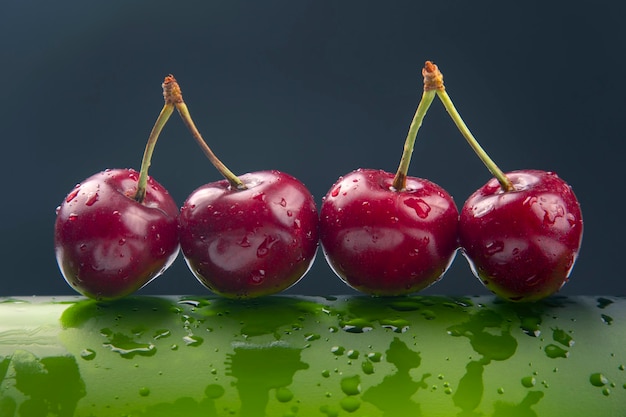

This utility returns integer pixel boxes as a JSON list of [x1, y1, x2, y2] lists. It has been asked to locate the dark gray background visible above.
[[2, 1, 624, 297]]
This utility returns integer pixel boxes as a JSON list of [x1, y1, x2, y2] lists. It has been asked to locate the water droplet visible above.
[[544, 344, 569, 358], [347, 349, 359, 359], [182, 335, 204, 346], [68, 213, 79, 221], [279, 198, 287, 207], [421, 310, 437, 320], [331, 186, 342, 197], [340, 397, 360, 413], [205, 384, 224, 399], [367, 352, 382, 362], [139, 387, 150, 397], [256, 235, 278, 258], [275, 387, 293, 402], [321, 370, 331, 378], [601, 314, 613, 325], [404, 198, 431, 219], [485, 241, 505, 256], [552, 328, 574, 347], [248, 270, 265, 285], [597, 297, 614, 309], [340, 375, 361, 396], [590, 373, 609, 387], [66, 187, 80, 203], [305, 333, 320, 342], [497, 387, 505, 394], [85, 191, 99, 206], [80, 349, 96, 360], [361, 361, 374, 374], [521, 376, 536, 388], [341, 318, 373, 333], [331, 346, 345, 356], [153, 329, 171, 340], [380, 318, 410, 333], [118, 238, 126, 246]]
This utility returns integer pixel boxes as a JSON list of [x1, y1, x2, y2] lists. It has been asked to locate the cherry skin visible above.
[[178, 170, 319, 299], [54, 168, 180, 300], [319, 168, 459, 296], [459, 170, 583, 302]]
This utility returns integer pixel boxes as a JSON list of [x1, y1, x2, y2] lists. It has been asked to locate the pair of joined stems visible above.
[[135, 63, 513, 203], [134, 76, 245, 203], [393, 61, 513, 192]]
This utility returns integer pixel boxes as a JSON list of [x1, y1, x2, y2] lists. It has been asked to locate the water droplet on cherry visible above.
[[404, 198, 431, 219], [66, 187, 80, 203], [85, 191, 99, 206]]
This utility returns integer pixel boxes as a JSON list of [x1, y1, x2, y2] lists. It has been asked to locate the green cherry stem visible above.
[[163, 75, 246, 190], [134, 94, 175, 203], [424, 61, 514, 192], [391, 68, 438, 191]]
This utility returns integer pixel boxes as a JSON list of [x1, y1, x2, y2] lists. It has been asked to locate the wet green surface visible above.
[[0, 295, 625, 416]]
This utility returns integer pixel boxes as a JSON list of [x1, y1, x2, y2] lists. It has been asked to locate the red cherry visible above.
[[459, 170, 583, 301], [165, 76, 319, 298], [425, 61, 584, 301], [319, 65, 459, 296], [54, 76, 181, 300], [179, 170, 319, 298], [320, 169, 458, 295], [54, 169, 179, 300]]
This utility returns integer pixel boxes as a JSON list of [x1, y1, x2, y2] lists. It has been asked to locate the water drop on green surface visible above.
[[102, 333, 156, 358], [589, 373, 608, 387], [347, 350, 359, 359], [602, 388, 611, 396], [551, 327, 574, 347], [340, 396, 361, 412], [601, 314, 613, 325], [519, 316, 541, 337], [521, 376, 536, 388], [544, 344, 569, 359], [341, 318, 373, 333], [182, 335, 204, 346], [380, 318, 410, 333], [138, 387, 150, 397], [305, 333, 320, 341], [80, 349, 96, 360], [275, 387, 294, 402], [204, 383, 225, 399], [361, 361, 374, 375], [367, 352, 382, 362], [597, 297, 614, 309], [421, 309, 436, 320], [153, 329, 171, 340], [340, 375, 361, 396], [320, 404, 339, 417], [322, 370, 331, 378], [331, 346, 345, 356]]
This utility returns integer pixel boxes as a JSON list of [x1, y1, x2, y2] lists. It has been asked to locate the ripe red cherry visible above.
[[179, 170, 319, 298], [54, 77, 181, 300], [165, 75, 319, 298], [459, 170, 583, 301], [320, 169, 458, 295], [425, 61, 584, 301], [319, 66, 459, 296], [54, 169, 179, 300]]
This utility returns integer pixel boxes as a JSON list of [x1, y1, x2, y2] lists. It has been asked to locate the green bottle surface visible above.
[[0, 295, 624, 416]]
